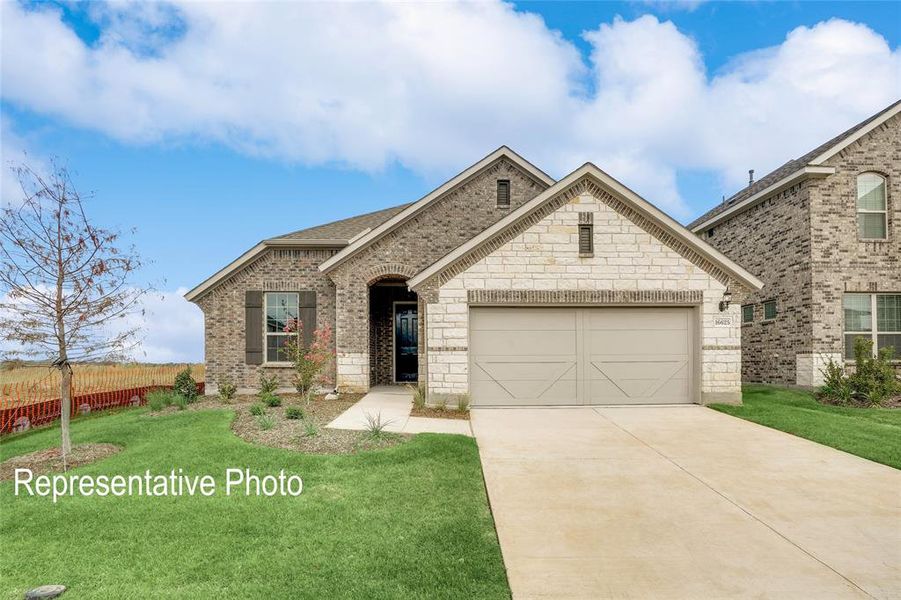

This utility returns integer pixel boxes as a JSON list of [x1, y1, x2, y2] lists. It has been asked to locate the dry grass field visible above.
[[0, 363, 205, 405]]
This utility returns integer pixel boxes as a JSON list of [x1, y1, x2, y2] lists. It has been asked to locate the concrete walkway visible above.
[[472, 406, 901, 599], [326, 386, 472, 436]]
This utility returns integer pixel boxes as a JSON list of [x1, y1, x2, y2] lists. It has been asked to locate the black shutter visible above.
[[496, 180, 510, 208], [298, 291, 317, 349], [245, 291, 264, 365]]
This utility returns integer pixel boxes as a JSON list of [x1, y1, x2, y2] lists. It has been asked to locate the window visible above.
[[857, 173, 887, 240], [265, 292, 299, 363], [496, 179, 510, 208], [742, 304, 754, 324], [844, 293, 901, 360], [763, 300, 777, 320], [707, 228, 715, 238]]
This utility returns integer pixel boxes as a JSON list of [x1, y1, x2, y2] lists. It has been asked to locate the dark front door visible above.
[[394, 304, 418, 382]]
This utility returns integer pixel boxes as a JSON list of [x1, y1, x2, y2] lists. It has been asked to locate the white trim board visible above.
[[690, 166, 835, 233], [184, 239, 346, 302], [408, 163, 764, 292], [318, 146, 556, 274]]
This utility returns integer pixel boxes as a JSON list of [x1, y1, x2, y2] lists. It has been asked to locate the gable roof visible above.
[[408, 163, 764, 292], [688, 99, 901, 232], [272, 203, 412, 241], [184, 203, 410, 302], [317, 146, 556, 273]]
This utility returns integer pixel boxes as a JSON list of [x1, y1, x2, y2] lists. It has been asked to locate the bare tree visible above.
[[0, 160, 147, 466]]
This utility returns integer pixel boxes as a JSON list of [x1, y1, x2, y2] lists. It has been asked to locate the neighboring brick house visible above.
[[689, 101, 900, 387], [187, 147, 762, 406]]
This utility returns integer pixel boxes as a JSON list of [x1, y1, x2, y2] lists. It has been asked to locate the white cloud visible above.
[[0, 286, 203, 364], [2, 2, 899, 219], [119, 288, 204, 364]]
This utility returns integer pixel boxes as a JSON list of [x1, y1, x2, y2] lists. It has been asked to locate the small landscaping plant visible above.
[[410, 384, 426, 410], [262, 393, 282, 407], [283, 319, 335, 399], [217, 376, 237, 404], [818, 338, 900, 407], [249, 403, 266, 417], [456, 394, 470, 413], [301, 420, 319, 438], [147, 389, 179, 412], [256, 414, 275, 431], [434, 396, 448, 412], [363, 412, 393, 440], [285, 406, 305, 420], [258, 373, 279, 396], [173, 367, 198, 403], [173, 394, 188, 411]]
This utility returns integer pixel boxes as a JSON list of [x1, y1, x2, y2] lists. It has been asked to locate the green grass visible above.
[[711, 384, 901, 469], [0, 408, 509, 599]]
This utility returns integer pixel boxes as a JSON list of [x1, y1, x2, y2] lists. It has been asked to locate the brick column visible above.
[[334, 278, 370, 392]]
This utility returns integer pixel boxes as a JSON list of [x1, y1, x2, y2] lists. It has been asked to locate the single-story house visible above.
[[186, 148, 762, 406]]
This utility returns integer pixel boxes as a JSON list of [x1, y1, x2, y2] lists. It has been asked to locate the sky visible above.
[[1, 0, 899, 363]]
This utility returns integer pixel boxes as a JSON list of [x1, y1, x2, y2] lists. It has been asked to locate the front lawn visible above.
[[711, 385, 901, 469], [0, 407, 509, 599]]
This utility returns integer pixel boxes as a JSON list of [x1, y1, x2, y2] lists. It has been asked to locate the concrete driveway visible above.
[[472, 406, 901, 599]]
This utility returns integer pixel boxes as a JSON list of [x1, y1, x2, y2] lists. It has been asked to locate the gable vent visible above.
[[578, 212, 593, 256], [496, 179, 510, 208]]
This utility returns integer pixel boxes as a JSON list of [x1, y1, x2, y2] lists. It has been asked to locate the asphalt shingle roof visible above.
[[688, 99, 901, 230], [270, 203, 413, 242]]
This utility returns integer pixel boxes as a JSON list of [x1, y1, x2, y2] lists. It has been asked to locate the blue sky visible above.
[[1, 1, 899, 362]]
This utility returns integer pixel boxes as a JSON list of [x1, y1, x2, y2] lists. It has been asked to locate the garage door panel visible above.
[[470, 330, 575, 356], [589, 330, 688, 355], [470, 307, 576, 331], [469, 307, 693, 406]]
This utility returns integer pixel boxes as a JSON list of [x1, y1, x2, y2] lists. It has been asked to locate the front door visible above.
[[394, 303, 418, 382]]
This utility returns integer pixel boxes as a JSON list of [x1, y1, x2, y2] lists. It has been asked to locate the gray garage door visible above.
[[469, 307, 693, 406]]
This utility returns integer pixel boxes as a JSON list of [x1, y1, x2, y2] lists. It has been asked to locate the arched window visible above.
[[857, 173, 887, 240]]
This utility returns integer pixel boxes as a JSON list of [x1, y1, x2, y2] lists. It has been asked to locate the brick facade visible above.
[[327, 157, 549, 391], [195, 247, 339, 393], [699, 112, 899, 386], [422, 188, 743, 405]]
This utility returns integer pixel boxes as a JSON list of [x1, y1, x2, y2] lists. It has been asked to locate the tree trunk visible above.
[[59, 362, 72, 468]]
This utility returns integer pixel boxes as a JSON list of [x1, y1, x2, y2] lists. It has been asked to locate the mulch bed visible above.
[[0, 443, 122, 481], [190, 393, 410, 455], [409, 406, 470, 420]]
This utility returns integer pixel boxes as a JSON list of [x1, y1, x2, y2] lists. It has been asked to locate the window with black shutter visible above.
[[496, 180, 510, 208]]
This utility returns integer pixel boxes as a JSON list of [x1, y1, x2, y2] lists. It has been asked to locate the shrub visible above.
[[217, 376, 237, 403], [249, 403, 266, 416], [283, 320, 335, 395], [173, 367, 198, 402], [262, 393, 282, 407], [256, 415, 275, 430], [456, 394, 470, 413], [301, 420, 319, 438], [434, 396, 448, 411], [147, 389, 177, 412], [258, 373, 279, 396], [818, 339, 899, 407], [173, 394, 188, 411], [410, 384, 426, 410], [285, 406, 304, 420]]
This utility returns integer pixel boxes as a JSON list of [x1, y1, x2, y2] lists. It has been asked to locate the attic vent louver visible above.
[[578, 212, 593, 256], [496, 180, 510, 208]]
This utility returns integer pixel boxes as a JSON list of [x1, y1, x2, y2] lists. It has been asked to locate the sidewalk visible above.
[[326, 386, 472, 436]]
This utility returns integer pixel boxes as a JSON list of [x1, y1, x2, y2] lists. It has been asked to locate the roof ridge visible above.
[[688, 99, 901, 230]]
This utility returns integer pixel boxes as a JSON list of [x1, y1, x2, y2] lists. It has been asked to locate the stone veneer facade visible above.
[[699, 113, 899, 386], [419, 186, 744, 405], [327, 157, 548, 391]]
